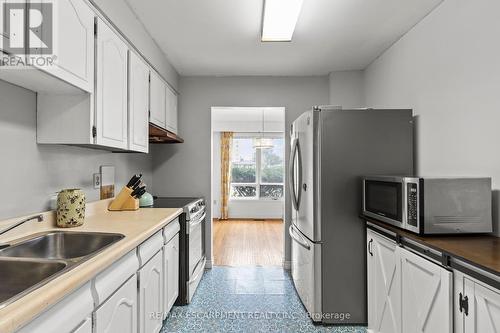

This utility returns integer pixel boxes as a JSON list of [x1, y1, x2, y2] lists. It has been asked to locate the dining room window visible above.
[[230, 134, 284, 200]]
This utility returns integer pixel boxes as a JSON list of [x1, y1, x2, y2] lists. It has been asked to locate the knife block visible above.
[[108, 186, 139, 211]]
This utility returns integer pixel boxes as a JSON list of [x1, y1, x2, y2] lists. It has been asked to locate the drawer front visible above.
[[163, 217, 180, 243], [94, 275, 138, 333], [138, 231, 164, 266], [17, 282, 93, 333], [93, 250, 139, 305]]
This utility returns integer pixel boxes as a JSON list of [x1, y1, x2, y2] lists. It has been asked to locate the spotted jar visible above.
[[57, 189, 86, 228]]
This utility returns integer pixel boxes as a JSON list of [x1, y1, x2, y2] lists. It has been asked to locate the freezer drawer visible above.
[[290, 224, 322, 321]]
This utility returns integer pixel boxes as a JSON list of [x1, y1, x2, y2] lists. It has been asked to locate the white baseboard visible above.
[[282, 260, 291, 270], [205, 259, 213, 269]]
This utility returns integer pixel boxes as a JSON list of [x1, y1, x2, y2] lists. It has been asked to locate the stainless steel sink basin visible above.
[[0, 231, 124, 260], [0, 258, 67, 308], [0, 231, 124, 309]]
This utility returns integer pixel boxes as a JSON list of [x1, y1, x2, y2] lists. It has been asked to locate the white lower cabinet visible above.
[[455, 271, 500, 333], [94, 275, 138, 333], [367, 229, 401, 333], [13, 219, 181, 333], [164, 233, 179, 315], [400, 247, 452, 333], [138, 251, 164, 333], [367, 229, 452, 333], [17, 282, 94, 333]]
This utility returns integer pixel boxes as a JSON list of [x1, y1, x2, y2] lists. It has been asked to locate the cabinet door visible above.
[[465, 278, 500, 333], [139, 251, 163, 333], [95, 18, 128, 150], [0, 0, 8, 53], [72, 317, 92, 333], [150, 72, 166, 128], [367, 230, 401, 333], [128, 51, 149, 153], [94, 275, 137, 333], [164, 233, 179, 315], [165, 86, 178, 134], [401, 248, 452, 333], [33, 0, 94, 92]]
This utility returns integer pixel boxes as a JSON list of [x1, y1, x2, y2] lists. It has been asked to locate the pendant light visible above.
[[253, 109, 274, 149]]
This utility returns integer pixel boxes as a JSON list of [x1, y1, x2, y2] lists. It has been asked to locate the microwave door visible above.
[[364, 180, 404, 227]]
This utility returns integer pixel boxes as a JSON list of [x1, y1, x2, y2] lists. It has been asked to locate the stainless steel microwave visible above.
[[362, 176, 492, 235]]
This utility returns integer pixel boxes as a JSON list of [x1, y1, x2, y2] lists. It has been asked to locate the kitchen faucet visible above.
[[0, 214, 44, 249]]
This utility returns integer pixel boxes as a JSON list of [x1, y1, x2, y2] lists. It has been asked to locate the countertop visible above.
[[365, 217, 500, 278], [0, 199, 182, 333]]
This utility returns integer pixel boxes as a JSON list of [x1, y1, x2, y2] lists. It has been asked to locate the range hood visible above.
[[149, 123, 184, 144]]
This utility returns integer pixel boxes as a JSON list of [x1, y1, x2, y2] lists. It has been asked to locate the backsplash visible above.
[[0, 80, 152, 220]]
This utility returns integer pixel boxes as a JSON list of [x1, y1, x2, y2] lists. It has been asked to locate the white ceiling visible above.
[[126, 0, 443, 76]]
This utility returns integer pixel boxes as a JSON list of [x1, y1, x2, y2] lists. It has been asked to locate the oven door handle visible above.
[[188, 212, 206, 233]]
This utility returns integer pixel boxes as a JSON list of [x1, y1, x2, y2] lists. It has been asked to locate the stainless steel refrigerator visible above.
[[289, 107, 414, 325]]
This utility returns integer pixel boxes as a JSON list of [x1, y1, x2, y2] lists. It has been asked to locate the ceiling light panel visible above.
[[261, 0, 304, 42]]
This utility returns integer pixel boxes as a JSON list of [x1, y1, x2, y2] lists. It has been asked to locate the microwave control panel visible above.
[[407, 183, 418, 227]]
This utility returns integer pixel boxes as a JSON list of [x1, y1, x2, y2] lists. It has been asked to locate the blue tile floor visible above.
[[161, 266, 366, 333]]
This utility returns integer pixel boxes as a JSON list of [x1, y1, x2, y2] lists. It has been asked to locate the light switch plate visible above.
[[93, 173, 101, 189]]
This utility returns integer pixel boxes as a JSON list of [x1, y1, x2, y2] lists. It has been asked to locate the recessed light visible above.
[[261, 0, 304, 42]]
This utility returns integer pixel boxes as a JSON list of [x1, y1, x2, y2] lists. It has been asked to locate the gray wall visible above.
[[329, 71, 365, 107], [364, 0, 500, 236], [0, 80, 152, 220], [152, 76, 330, 264]]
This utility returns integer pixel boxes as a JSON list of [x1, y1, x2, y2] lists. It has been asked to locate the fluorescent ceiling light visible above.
[[261, 0, 304, 42]]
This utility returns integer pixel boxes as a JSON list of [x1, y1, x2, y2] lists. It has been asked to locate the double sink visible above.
[[0, 231, 124, 309]]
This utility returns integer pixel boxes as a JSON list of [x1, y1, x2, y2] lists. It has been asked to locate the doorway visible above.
[[210, 107, 286, 267]]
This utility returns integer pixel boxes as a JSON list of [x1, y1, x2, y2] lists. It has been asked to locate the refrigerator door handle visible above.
[[289, 137, 302, 211], [289, 225, 310, 250]]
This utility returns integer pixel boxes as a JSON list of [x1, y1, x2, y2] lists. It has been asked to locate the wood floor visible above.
[[213, 219, 284, 267]]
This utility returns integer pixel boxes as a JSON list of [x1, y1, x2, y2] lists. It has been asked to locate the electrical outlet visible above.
[[93, 173, 101, 189]]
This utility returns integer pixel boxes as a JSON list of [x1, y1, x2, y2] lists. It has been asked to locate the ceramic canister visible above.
[[57, 189, 86, 228]]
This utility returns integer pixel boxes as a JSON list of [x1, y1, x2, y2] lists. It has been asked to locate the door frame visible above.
[[209, 106, 287, 268]]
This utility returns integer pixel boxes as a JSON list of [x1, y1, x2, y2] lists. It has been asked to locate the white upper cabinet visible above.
[[150, 71, 167, 128], [165, 85, 178, 134], [35, 0, 95, 92], [128, 51, 149, 153], [367, 230, 401, 333], [0, 0, 7, 52], [0, 0, 94, 94], [95, 17, 128, 150]]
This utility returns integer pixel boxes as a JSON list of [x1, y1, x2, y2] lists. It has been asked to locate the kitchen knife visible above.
[[131, 186, 146, 197], [134, 188, 147, 199], [126, 174, 142, 188]]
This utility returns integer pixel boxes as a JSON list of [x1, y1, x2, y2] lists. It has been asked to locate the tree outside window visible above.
[[230, 135, 284, 200]]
